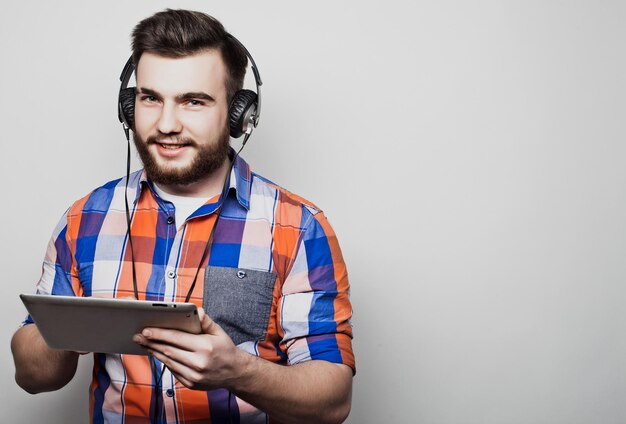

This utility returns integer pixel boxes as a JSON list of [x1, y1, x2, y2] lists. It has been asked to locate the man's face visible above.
[[133, 50, 230, 188]]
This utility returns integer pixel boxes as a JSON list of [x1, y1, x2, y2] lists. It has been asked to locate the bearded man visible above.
[[11, 9, 354, 424]]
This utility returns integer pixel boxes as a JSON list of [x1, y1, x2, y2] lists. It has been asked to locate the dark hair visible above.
[[131, 9, 248, 102]]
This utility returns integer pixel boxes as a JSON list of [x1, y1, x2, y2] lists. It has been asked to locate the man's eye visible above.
[[141, 96, 158, 103], [187, 99, 205, 107]]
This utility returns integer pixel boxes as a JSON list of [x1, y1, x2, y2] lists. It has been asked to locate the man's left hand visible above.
[[133, 308, 247, 391]]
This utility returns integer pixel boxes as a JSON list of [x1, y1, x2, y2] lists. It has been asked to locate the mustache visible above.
[[146, 134, 197, 147]]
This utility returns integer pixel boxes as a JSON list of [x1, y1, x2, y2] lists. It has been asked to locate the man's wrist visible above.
[[227, 348, 260, 393]]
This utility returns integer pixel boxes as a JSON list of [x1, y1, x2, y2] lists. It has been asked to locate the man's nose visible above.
[[157, 103, 182, 134]]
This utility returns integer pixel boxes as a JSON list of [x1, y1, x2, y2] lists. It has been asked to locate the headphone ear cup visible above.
[[118, 87, 136, 129], [229, 89, 258, 138]]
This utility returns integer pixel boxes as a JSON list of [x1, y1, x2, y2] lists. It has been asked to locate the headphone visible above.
[[117, 34, 262, 140]]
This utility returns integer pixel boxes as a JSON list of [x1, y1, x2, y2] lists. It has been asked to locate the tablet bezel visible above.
[[20, 294, 201, 355]]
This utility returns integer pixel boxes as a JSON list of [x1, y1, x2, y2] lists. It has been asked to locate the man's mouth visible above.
[[157, 143, 187, 150]]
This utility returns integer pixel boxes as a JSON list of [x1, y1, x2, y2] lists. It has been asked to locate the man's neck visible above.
[[154, 158, 232, 198]]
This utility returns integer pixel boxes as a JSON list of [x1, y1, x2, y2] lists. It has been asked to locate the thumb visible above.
[[199, 309, 227, 337]]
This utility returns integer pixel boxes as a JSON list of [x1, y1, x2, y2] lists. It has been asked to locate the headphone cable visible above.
[[123, 126, 139, 300]]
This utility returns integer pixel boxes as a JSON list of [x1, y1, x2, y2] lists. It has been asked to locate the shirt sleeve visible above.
[[278, 209, 355, 373], [22, 209, 80, 326]]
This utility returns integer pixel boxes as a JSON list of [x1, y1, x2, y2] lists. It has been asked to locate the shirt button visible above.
[[165, 389, 174, 397], [167, 216, 175, 225], [167, 270, 176, 279]]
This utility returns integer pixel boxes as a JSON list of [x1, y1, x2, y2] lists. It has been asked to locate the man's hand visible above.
[[133, 308, 247, 391]]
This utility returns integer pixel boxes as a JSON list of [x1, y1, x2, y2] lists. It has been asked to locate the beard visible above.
[[133, 125, 231, 186]]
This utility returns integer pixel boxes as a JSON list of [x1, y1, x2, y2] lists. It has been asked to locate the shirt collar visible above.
[[133, 148, 252, 211]]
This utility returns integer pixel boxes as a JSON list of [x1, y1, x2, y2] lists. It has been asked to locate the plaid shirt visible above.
[[26, 153, 354, 423]]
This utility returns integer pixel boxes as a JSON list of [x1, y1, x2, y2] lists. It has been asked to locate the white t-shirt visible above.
[[152, 184, 209, 230]]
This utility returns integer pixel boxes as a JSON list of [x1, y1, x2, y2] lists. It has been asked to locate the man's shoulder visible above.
[[66, 170, 141, 217], [249, 171, 322, 219]]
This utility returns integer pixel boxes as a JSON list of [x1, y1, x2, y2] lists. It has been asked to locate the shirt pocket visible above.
[[203, 266, 277, 346]]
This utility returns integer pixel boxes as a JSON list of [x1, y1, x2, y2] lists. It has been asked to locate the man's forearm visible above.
[[230, 356, 353, 424], [11, 324, 79, 394]]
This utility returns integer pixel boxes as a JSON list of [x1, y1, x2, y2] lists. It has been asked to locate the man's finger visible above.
[[135, 328, 198, 351], [139, 338, 200, 369], [197, 306, 206, 322], [200, 313, 227, 337], [150, 350, 201, 385]]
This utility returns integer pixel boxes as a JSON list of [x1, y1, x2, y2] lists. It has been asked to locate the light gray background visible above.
[[1, 1, 625, 423]]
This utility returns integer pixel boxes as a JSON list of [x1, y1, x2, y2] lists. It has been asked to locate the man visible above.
[[11, 9, 354, 424]]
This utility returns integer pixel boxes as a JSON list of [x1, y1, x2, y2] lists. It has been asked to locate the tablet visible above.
[[20, 294, 201, 355]]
